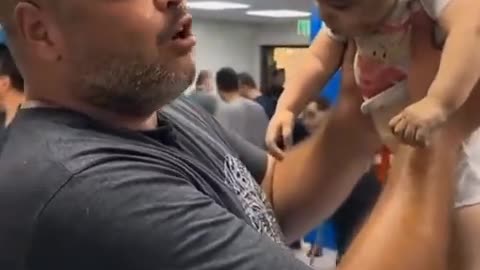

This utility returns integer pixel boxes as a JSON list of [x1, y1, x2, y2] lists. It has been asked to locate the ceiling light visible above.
[[187, 1, 250, 10], [246, 10, 311, 18]]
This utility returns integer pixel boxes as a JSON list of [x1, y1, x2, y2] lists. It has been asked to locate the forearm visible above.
[[276, 52, 338, 115], [428, 19, 480, 112], [339, 144, 458, 270], [276, 32, 345, 115], [269, 86, 380, 242]]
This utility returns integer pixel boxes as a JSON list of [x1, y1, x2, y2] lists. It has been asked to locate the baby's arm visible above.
[[390, 0, 480, 146], [276, 28, 346, 115], [424, 0, 480, 113]]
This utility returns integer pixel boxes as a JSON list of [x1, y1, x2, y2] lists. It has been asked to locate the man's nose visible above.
[[154, 0, 185, 11]]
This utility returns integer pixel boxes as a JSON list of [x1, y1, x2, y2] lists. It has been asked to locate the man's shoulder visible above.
[[0, 107, 188, 198], [1, 109, 74, 175], [0, 110, 79, 268], [0, 117, 73, 187], [0, 108, 127, 200], [2, 109, 132, 173]]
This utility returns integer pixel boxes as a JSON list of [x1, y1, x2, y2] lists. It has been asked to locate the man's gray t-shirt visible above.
[[0, 97, 311, 270], [215, 97, 269, 149]]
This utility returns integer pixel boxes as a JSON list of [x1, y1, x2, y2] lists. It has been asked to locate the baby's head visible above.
[[316, 0, 398, 36]]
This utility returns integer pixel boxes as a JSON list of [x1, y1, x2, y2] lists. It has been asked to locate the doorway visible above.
[[260, 45, 308, 93]]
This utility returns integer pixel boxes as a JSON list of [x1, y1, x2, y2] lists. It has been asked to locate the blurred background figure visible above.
[[215, 67, 269, 148], [256, 68, 285, 119], [187, 69, 218, 115], [256, 68, 309, 148], [302, 97, 330, 133], [238, 72, 261, 100], [331, 167, 381, 265], [0, 44, 24, 129]]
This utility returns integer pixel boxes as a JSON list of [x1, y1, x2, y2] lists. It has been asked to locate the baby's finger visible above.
[[268, 142, 285, 160], [404, 123, 417, 144], [414, 128, 428, 148], [389, 113, 404, 128], [266, 127, 285, 160], [392, 117, 407, 136], [282, 125, 293, 150]]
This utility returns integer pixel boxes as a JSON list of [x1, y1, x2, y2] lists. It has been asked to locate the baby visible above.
[[266, 0, 480, 154]]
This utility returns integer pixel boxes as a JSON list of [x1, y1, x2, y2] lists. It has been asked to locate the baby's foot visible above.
[[389, 97, 449, 147]]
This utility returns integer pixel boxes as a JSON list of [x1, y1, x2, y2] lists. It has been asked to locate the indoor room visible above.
[[1, 1, 479, 270]]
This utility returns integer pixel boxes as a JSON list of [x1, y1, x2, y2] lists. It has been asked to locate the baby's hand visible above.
[[266, 110, 296, 160], [389, 97, 449, 147]]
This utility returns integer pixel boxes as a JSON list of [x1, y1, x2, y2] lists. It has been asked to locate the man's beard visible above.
[[71, 51, 195, 117]]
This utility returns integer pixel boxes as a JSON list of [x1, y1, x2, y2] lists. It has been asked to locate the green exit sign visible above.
[[297, 19, 310, 37]]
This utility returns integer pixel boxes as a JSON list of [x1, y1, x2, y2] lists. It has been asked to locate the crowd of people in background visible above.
[[188, 69, 217, 115], [214, 67, 269, 149]]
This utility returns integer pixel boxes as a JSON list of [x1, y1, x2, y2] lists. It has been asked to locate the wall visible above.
[[191, 19, 309, 90], [252, 22, 310, 84], [192, 19, 256, 85], [254, 22, 309, 46]]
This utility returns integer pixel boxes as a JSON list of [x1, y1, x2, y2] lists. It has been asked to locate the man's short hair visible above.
[[0, 44, 23, 91], [216, 67, 239, 93], [195, 70, 210, 88], [237, 72, 256, 89]]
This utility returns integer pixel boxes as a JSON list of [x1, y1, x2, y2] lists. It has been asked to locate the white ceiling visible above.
[[188, 0, 313, 23]]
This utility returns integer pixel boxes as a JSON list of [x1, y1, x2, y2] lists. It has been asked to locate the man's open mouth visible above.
[[172, 15, 193, 40]]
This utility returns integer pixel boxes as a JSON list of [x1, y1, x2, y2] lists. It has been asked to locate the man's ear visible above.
[[13, 1, 63, 61]]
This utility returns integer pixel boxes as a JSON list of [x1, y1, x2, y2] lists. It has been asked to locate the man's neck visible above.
[[220, 91, 241, 103], [23, 98, 159, 131]]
